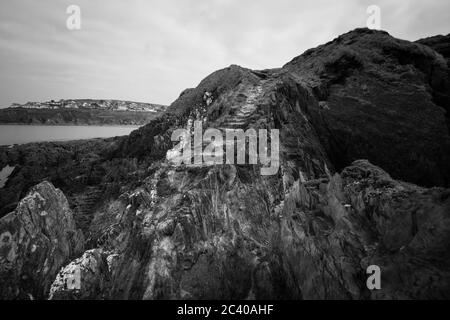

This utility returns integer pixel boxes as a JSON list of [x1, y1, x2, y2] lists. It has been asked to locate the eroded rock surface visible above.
[[57, 159, 450, 299], [49, 249, 112, 300], [278, 160, 450, 299]]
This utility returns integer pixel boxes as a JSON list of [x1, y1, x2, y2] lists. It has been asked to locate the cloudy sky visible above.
[[0, 0, 449, 107]]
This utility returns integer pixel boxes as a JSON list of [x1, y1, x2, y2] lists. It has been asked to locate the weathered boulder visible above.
[[0, 181, 84, 299], [49, 249, 113, 300]]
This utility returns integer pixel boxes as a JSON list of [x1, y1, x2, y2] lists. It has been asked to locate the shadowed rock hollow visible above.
[[1, 28, 450, 299]]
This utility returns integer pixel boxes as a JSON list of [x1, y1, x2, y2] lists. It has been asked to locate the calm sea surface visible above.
[[0, 125, 140, 146]]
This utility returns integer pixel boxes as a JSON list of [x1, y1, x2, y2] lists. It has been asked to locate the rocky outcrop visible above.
[[97, 29, 450, 299], [0, 137, 152, 235], [0, 181, 84, 299], [61, 159, 450, 299], [284, 28, 450, 187], [277, 159, 450, 299], [2, 28, 450, 299]]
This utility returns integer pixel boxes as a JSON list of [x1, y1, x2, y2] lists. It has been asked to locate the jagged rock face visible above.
[[284, 28, 450, 187], [168, 65, 261, 117], [74, 37, 450, 297], [66, 159, 450, 299], [0, 138, 125, 219], [0, 181, 84, 299], [105, 164, 283, 299], [277, 160, 450, 299], [122, 29, 450, 188], [119, 65, 262, 159], [95, 29, 450, 299]]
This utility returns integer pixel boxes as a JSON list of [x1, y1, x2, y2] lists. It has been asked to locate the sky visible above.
[[0, 0, 449, 107]]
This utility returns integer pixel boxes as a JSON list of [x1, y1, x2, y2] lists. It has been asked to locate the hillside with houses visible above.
[[0, 99, 167, 125], [9, 99, 165, 112]]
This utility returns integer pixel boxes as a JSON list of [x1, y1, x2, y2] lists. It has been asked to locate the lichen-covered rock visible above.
[[49, 249, 111, 300], [0, 181, 84, 299]]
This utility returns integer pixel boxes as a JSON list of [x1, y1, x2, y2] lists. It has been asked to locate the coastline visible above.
[[0, 123, 144, 127], [0, 124, 139, 146], [0, 107, 164, 127]]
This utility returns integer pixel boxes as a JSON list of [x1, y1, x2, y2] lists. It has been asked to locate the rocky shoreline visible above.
[[0, 107, 165, 126]]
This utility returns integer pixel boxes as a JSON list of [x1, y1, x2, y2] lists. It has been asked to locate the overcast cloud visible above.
[[0, 0, 449, 107]]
